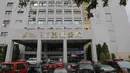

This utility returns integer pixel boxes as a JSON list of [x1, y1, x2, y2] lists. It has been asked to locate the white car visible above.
[[27, 58, 38, 65]]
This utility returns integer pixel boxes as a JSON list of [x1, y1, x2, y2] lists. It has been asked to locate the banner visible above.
[[71, 51, 84, 57]]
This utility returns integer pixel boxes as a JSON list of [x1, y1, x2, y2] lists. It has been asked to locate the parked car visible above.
[[94, 64, 116, 73], [0, 61, 28, 73], [104, 58, 130, 73], [27, 64, 40, 73], [41, 61, 64, 73], [54, 68, 67, 73], [65, 63, 76, 73], [75, 61, 94, 73], [27, 58, 38, 65]]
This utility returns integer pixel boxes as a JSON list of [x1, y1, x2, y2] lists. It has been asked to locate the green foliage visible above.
[[102, 42, 109, 53], [106, 52, 111, 59], [128, 55, 130, 59], [111, 53, 116, 59], [100, 52, 106, 63], [96, 44, 102, 60], [96, 42, 111, 61], [120, 0, 127, 6], [18, 0, 127, 19], [12, 44, 20, 61]]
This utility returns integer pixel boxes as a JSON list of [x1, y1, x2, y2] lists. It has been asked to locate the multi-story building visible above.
[[0, 0, 130, 63]]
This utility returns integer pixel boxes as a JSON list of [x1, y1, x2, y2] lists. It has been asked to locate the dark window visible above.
[[5, 11, 12, 15], [17, 64, 26, 70], [1, 32, 8, 36], [3, 20, 10, 27], [7, 2, 13, 7], [17, 11, 24, 14]]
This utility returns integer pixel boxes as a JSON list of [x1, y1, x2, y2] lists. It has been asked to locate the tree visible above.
[[12, 44, 20, 61], [17, 0, 127, 19], [111, 53, 116, 59], [100, 52, 106, 63], [102, 42, 109, 54], [106, 52, 111, 59], [96, 44, 102, 60], [102, 42, 111, 59]]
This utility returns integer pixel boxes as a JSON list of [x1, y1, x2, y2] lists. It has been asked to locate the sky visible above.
[[126, 0, 130, 23]]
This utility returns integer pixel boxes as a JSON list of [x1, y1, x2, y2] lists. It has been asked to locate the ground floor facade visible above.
[[1, 28, 130, 63], [0, 29, 97, 63]]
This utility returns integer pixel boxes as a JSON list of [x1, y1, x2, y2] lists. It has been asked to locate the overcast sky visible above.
[[126, 0, 130, 23]]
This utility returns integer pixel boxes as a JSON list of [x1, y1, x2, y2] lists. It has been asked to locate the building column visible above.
[[91, 40, 98, 63], [5, 40, 14, 62], [63, 39, 67, 63], [37, 39, 41, 63]]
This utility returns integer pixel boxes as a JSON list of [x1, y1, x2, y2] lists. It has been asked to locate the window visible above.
[[30, 1, 38, 7], [38, 10, 46, 16], [48, 9, 54, 14], [64, 20, 72, 24], [56, 9, 62, 14], [64, 9, 71, 14], [3, 20, 10, 25], [48, 1, 55, 7], [29, 10, 37, 15], [39, 1, 47, 7], [5, 11, 12, 15], [1, 32, 8, 36], [38, 20, 46, 25], [64, 1, 68, 6], [17, 11, 24, 14], [73, 2, 77, 7], [28, 20, 35, 25], [56, 20, 62, 24], [7, 2, 13, 7], [74, 20, 82, 24], [15, 20, 22, 23], [64, 1, 71, 7], [48, 20, 54, 24], [105, 13, 112, 22], [74, 11, 81, 14], [17, 64, 26, 70], [56, 1, 62, 7]]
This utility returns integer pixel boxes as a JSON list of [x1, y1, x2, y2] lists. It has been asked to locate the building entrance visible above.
[[5, 39, 92, 63]]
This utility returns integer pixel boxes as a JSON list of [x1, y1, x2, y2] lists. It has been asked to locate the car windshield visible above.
[[0, 64, 14, 70], [79, 63, 93, 70], [54, 68, 67, 73], [117, 61, 130, 68], [100, 65, 115, 71], [29, 58, 37, 60]]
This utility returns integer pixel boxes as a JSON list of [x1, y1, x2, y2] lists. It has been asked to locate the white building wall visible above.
[[109, 0, 130, 59]]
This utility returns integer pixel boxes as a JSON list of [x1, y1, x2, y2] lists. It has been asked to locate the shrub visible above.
[[106, 52, 111, 59], [100, 52, 106, 63], [111, 53, 116, 59]]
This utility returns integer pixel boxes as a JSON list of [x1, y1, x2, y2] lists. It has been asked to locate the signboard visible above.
[[22, 32, 36, 38], [41, 31, 82, 38], [71, 51, 84, 57], [22, 31, 82, 38]]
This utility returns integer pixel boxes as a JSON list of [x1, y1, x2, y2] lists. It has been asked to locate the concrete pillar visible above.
[[5, 40, 14, 62], [91, 40, 98, 63], [63, 39, 67, 63], [37, 39, 41, 63]]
